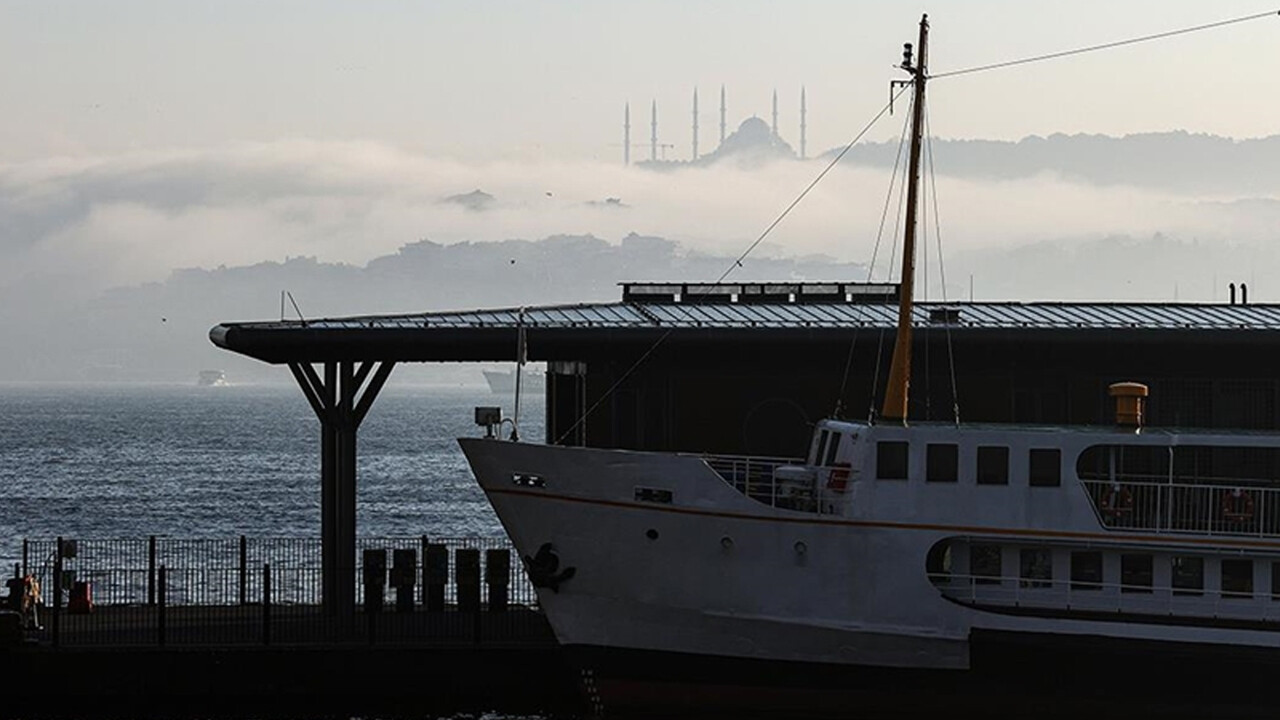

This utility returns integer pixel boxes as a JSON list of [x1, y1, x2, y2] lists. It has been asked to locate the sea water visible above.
[[0, 382, 537, 570]]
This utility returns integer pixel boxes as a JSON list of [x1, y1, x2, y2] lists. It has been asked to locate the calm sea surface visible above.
[[0, 382, 538, 570]]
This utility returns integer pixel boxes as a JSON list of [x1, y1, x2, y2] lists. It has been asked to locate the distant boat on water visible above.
[[197, 370, 228, 387], [481, 369, 544, 395]]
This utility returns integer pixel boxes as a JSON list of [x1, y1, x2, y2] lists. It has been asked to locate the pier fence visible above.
[[8, 536, 551, 648]]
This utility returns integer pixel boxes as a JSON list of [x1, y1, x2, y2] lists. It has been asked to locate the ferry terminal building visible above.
[[213, 281, 1280, 456]]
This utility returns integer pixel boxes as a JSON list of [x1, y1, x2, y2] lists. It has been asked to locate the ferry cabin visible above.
[[740, 412, 1280, 629]]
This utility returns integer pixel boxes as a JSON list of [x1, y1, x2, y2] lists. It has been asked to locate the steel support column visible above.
[[290, 359, 396, 614]]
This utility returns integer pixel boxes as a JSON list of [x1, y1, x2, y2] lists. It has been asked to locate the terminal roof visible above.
[[211, 299, 1280, 364]]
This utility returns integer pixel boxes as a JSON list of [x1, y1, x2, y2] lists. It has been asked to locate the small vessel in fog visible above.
[[481, 368, 544, 395], [197, 369, 228, 387]]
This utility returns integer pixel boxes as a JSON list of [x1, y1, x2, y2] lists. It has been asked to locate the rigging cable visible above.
[[930, 9, 1279, 80], [921, 132, 931, 421], [835, 92, 913, 418], [866, 97, 915, 422], [924, 105, 961, 425], [555, 85, 911, 445]]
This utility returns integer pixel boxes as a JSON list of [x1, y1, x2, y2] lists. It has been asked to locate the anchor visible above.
[[524, 542, 577, 593]]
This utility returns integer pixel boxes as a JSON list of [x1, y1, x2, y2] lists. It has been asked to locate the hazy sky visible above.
[[1, 1, 1279, 382], [3, 1, 1278, 162], [1, 0, 1278, 315]]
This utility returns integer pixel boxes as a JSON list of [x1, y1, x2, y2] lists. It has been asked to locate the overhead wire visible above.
[[554, 85, 911, 445], [930, 9, 1279, 80]]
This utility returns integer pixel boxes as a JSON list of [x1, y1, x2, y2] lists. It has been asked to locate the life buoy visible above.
[[1222, 488, 1256, 523], [826, 462, 851, 492], [1100, 484, 1134, 521]]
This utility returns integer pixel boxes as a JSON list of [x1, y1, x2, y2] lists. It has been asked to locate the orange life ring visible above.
[[1222, 488, 1256, 523], [1100, 485, 1134, 520], [826, 462, 851, 492]]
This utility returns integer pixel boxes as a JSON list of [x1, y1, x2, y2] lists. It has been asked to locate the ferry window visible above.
[[1172, 556, 1204, 596], [970, 544, 1002, 585], [824, 434, 841, 466], [814, 431, 830, 465], [976, 446, 1009, 485], [1019, 548, 1052, 588], [926, 444, 958, 483], [1120, 554, 1153, 593], [1028, 448, 1061, 487], [1222, 559, 1253, 599], [877, 441, 908, 480], [926, 542, 952, 583], [1070, 551, 1103, 590]]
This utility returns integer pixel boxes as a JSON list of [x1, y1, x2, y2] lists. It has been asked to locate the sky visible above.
[[1, 1, 1278, 311], [3, 1, 1278, 162], [1, 1, 1279, 381]]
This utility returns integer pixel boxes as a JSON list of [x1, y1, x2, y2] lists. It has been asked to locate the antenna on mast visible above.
[[880, 13, 929, 424]]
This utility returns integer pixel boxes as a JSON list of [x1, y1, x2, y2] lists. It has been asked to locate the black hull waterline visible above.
[[569, 630, 1280, 718]]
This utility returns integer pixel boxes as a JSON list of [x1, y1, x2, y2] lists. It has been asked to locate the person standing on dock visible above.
[[5, 574, 41, 630], [23, 575, 41, 630]]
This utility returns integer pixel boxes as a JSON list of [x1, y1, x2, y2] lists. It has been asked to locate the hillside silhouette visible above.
[[830, 131, 1280, 193], [0, 233, 867, 383]]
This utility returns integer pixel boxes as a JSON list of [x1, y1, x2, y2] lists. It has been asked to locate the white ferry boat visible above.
[[460, 16, 1280, 716]]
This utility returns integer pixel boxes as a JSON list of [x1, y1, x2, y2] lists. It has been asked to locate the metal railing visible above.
[[1081, 479, 1280, 537], [702, 455, 846, 514], [18, 536, 535, 607], [935, 571, 1280, 623], [7, 536, 551, 649]]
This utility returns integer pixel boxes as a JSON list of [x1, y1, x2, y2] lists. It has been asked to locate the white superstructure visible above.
[[462, 418, 1280, 668]]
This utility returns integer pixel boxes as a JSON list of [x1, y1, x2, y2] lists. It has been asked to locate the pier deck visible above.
[[3, 536, 584, 718]]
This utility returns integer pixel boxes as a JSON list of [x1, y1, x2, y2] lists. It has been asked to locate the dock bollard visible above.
[[455, 549, 481, 613], [362, 549, 387, 614], [238, 535, 248, 606], [391, 548, 417, 613], [52, 537, 62, 648], [424, 544, 448, 612], [262, 563, 271, 646], [157, 565, 167, 647], [147, 535, 157, 606], [485, 549, 511, 612]]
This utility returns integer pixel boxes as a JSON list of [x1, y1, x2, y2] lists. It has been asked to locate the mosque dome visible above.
[[706, 115, 796, 163]]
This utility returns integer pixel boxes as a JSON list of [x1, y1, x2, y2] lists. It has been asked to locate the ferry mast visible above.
[[881, 14, 929, 423]]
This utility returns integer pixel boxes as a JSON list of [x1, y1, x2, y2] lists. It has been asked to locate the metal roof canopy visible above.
[[210, 297, 1280, 364]]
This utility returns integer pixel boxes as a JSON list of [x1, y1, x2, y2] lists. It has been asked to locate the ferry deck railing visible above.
[[1080, 477, 1280, 537], [701, 454, 846, 514]]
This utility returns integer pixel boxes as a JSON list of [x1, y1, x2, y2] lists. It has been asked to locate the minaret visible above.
[[771, 89, 779, 138], [691, 88, 699, 161], [624, 102, 631, 166], [650, 100, 658, 162], [719, 85, 727, 146], [800, 86, 807, 159]]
